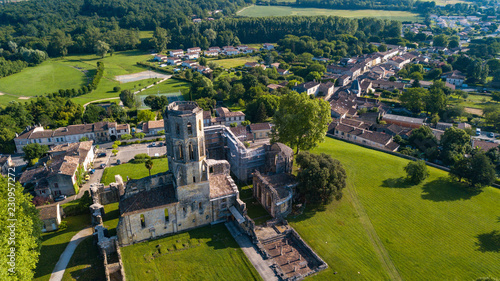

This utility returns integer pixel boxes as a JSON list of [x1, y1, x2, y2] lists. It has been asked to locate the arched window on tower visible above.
[[199, 120, 202, 131], [177, 143, 184, 160], [187, 122, 193, 135], [176, 123, 180, 135], [199, 141, 204, 157], [189, 143, 195, 160]]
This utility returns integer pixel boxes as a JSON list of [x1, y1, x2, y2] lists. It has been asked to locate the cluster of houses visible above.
[[19, 141, 95, 199], [14, 122, 130, 152], [431, 14, 499, 32]]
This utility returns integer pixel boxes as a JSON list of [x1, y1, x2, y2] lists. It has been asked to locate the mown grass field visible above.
[[0, 60, 88, 104], [33, 214, 91, 281], [121, 224, 262, 281], [449, 93, 496, 110], [237, 5, 421, 21], [289, 137, 500, 280], [61, 236, 105, 281], [209, 56, 259, 68], [101, 158, 169, 185], [137, 78, 190, 96]]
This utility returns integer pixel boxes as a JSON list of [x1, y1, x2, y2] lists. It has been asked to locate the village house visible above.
[[204, 50, 219, 57], [277, 68, 289, 75], [249, 123, 272, 140], [14, 122, 130, 152], [223, 48, 239, 56], [181, 60, 198, 68], [337, 75, 351, 86], [169, 49, 184, 57], [184, 52, 200, 60], [215, 107, 246, 126], [292, 81, 320, 96], [167, 57, 182, 65], [382, 114, 425, 128], [153, 55, 168, 62], [262, 43, 274, 50], [329, 120, 399, 151], [187, 47, 201, 53], [143, 120, 165, 136], [442, 70, 466, 87], [38, 203, 64, 232], [0, 155, 14, 176]]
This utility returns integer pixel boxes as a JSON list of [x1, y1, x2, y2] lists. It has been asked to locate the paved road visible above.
[[49, 227, 93, 281], [225, 221, 278, 281]]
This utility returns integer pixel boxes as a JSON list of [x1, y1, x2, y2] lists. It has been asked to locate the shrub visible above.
[[113, 86, 121, 92], [59, 221, 68, 230]]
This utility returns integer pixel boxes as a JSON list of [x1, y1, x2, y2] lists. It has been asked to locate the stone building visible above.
[[116, 102, 242, 246], [38, 203, 64, 232]]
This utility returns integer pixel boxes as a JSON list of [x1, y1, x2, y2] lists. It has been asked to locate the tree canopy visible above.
[[271, 92, 331, 154], [296, 152, 347, 204]]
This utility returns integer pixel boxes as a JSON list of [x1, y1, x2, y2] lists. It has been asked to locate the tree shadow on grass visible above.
[[421, 177, 483, 202], [381, 177, 413, 188], [475, 230, 500, 253], [288, 203, 328, 223]]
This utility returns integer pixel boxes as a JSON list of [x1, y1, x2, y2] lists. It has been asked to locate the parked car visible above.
[[84, 175, 90, 181], [54, 195, 67, 202], [150, 142, 156, 147], [488, 132, 495, 138], [116, 159, 121, 165], [89, 169, 95, 174], [100, 163, 106, 169], [98, 152, 107, 157], [154, 153, 160, 157]]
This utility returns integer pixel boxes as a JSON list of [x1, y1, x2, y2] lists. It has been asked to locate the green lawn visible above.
[[0, 60, 88, 104], [34, 214, 91, 281], [58, 50, 156, 105], [61, 237, 105, 281], [237, 5, 421, 21], [209, 57, 259, 68], [137, 78, 190, 96], [449, 93, 496, 110], [239, 184, 272, 225], [103, 202, 120, 237], [289, 138, 500, 280], [101, 158, 169, 185], [121, 224, 262, 281]]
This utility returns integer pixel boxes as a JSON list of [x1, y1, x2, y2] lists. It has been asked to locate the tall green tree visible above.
[[441, 127, 471, 165], [296, 152, 347, 204], [400, 87, 427, 114], [94, 40, 110, 58], [404, 160, 429, 184], [0, 176, 42, 280], [119, 90, 135, 108], [150, 27, 170, 53], [22, 143, 49, 164], [271, 92, 331, 154]]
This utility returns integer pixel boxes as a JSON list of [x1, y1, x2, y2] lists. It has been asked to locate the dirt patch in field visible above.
[[465, 107, 483, 116], [115, 71, 170, 83], [0, 92, 4, 95], [18, 96, 30, 100]]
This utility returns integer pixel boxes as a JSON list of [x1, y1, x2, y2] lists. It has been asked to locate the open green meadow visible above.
[[288, 137, 500, 280], [34, 214, 91, 281], [209, 56, 259, 68], [237, 6, 421, 21], [120, 224, 262, 281], [137, 78, 190, 96], [0, 60, 88, 103], [101, 158, 169, 185]]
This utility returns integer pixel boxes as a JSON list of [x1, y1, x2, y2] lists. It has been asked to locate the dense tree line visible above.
[[293, 0, 415, 11]]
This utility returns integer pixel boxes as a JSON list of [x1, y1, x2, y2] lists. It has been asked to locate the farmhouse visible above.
[[442, 70, 466, 87], [249, 123, 272, 140], [262, 43, 274, 50]]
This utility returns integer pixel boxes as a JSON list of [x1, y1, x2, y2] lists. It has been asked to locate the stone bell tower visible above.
[[163, 101, 206, 187]]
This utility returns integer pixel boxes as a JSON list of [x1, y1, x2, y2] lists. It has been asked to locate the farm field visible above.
[[288, 137, 500, 280], [100, 158, 169, 185], [120, 224, 262, 281], [0, 60, 88, 104], [449, 93, 496, 110], [237, 5, 421, 21]]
